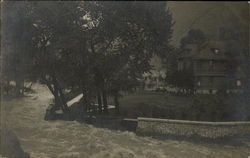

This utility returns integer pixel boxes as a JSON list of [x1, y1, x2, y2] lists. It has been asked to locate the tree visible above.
[[83, 2, 174, 113], [180, 29, 207, 48], [3, 1, 174, 117], [2, 1, 35, 96], [29, 2, 90, 114]]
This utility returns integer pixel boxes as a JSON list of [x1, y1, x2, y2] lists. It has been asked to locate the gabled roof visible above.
[[178, 44, 197, 59], [178, 40, 245, 61], [194, 41, 227, 60]]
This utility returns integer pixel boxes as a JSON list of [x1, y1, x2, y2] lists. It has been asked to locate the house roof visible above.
[[179, 40, 245, 61], [178, 44, 198, 59], [193, 41, 228, 60]]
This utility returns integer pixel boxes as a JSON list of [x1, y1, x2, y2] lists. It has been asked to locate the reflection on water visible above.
[[3, 84, 249, 158]]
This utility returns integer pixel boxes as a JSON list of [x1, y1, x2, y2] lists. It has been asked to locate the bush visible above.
[[225, 94, 249, 121], [186, 95, 234, 121], [121, 103, 170, 119]]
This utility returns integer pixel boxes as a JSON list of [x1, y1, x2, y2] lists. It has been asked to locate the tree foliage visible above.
[[180, 29, 207, 48], [3, 1, 174, 114]]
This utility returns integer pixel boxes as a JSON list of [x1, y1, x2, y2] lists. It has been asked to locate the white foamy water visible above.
[[2, 84, 249, 158]]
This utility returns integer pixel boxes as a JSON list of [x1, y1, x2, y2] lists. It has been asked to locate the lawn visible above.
[[68, 90, 249, 121], [108, 91, 193, 119]]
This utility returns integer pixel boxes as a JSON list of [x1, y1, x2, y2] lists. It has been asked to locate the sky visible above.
[[150, 2, 248, 72], [167, 1, 249, 46]]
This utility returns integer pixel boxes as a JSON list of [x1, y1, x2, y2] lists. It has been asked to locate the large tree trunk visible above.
[[83, 92, 89, 112], [15, 80, 21, 97], [57, 86, 69, 113], [21, 81, 25, 95], [54, 90, 61, 109], [81, 83, 90, 113], [5, 80, 10, 95], [102, 89, 108, 113], [53, 78, 69, 113], [44, 77, 69, 114], [114, 92, 120, 114], [97, 91, 102, 113], [46, 83, 65, 112]]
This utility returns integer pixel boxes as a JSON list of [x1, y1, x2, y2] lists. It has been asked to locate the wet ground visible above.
[[2, 84, 250, 158]]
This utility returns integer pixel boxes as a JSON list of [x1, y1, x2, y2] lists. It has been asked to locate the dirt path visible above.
[[2, 84, 249, 158]]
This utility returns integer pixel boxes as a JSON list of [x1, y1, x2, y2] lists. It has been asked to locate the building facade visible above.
[[178, 41, 246, 94]]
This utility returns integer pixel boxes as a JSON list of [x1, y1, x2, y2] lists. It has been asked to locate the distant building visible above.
[[178, 41, 246, 94], [143, 56, 167, 90]]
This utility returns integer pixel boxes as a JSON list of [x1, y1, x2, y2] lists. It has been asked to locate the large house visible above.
[[178, 41, 246, 94]]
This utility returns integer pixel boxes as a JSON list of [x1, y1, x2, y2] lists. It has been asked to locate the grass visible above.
[[107, 91, 193, 119], [70, 90, 249, 121], [120, 91, 192, 107]]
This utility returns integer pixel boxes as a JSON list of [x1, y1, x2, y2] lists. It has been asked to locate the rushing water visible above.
[[2, 84, 249, 158]]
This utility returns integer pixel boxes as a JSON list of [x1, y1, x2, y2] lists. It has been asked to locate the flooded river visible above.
[[2, 84, 249, 158]]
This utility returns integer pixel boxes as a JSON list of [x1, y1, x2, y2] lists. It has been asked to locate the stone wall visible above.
[[136, 117, 250, 138]]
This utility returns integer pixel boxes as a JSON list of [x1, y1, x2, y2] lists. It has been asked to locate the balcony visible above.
[[194, 69, 227, 77]]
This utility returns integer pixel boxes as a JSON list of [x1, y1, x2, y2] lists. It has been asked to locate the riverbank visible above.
[[2, 84, 249, 158]]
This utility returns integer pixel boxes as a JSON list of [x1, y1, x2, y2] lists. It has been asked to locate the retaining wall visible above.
[[136, 117, 250, 138]]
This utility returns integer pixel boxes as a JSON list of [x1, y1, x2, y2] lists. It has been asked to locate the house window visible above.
[[209, 60, 214, 70], [159, 76, 163, 82], [214, 49, 220, 54], [197, 81, 201, 86], [186, 61, 191, 69], [236, 80, 242, 87], [237, 66, 242, 72], [209, 89, 213, 94], [178, 61, 184, 71], [209, 60, 213, 66], [211, 48, 220, 54], [209, 77, 214, 87]]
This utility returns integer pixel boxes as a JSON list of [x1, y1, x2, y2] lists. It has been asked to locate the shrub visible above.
[[186, 95, 234, 121]]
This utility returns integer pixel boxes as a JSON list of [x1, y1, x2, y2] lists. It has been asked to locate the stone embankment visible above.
[[136, 117, 250, 139]]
